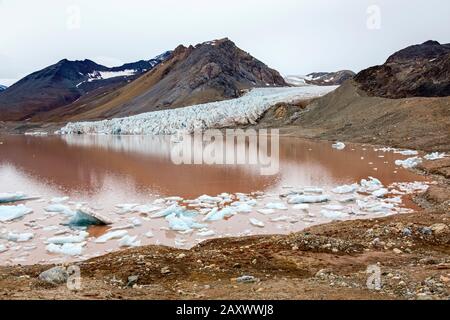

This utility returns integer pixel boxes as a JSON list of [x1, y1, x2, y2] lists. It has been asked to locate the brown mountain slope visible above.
[[354, 40, 450, 98], [42, 38, 287, 122], [255, 41, 450, 152], [292, 81, 450, 151]]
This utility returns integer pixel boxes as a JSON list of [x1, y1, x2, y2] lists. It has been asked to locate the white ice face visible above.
[[58, 86, 337, 136]]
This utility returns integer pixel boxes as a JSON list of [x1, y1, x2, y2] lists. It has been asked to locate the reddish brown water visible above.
[[0, 135, 430, 265]]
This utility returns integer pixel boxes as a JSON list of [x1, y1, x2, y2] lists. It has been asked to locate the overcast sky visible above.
[[0, 0, 449, 86]]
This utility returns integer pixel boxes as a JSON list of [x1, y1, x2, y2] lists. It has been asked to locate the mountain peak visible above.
[[355, 41, 450, 98]]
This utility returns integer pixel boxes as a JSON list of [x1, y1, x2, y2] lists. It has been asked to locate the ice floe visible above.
[[45, 204, 75, 216], [0, 232, 34, 242], [0, 192, 36, 204], [95, 230, 128, 243], [424, 152, 447, 161], [249, 218, 265, 228], [67, 208, 112, 227], [46, 231, 89, 244], [265, 202, 288, 210], [332, 184, 358, 194], [395, 157, 423, 169], [321, 210, 348, 220], [46, 242, 86, 256], [332, 142, 346, 150], [0, 205, 33, 222], [287, 195, 330, 204], [118, 235, 141, 247]]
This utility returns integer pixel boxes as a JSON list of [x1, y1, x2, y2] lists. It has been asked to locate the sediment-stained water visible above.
[[0, 134, 431, 265]]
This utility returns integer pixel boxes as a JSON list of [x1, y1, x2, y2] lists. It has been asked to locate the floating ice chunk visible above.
[[293, 204, 310, 211], [395, 157, 422, 169], [118, 235, 141, 247], [257, 209, 275, 215], [45, 204, 75, 216], [165, 196, 183, 202], [1, 232, 34, 242], [67, 208, 112, 227], [0, 192, 35, 204], [360, 177, 383, 192], [332, 142, 346, 150], [332, 184, 359, 194], [50, 196, 70, 204], [424, 152, 446, 161], [390, 181, 429, 194], [110, 224, 134, 231], [357, 199, 394, 214], [338, 195, 357, 203], [265, 202, 288, 210], [385, 197, 402, 204], [287, 195, 330, 204], [270, 216, 289, 222], [95, 230, 128, 243], [166, 213, 206, 231], [203, 207, 236, 222], [133, 205, 162, 214], [47, 231, 89, 244], [151, 204, 183, 218], [0, 205, 33, 222], [322, 205, 345, 211], [197, 230, 216, 237], [372, 188, 389, 198], [303, 187, 324, 194], [231, 202, 253, 213], [197, 195, 222, 203], [321, 210, 348, 220], [46, 242, 85, 256], [129, 217, 142, 227], [115, 203, 139, 214], [249, 218, 265, 228], [396, 150, 419, 156], [145, 231, 154, 238]]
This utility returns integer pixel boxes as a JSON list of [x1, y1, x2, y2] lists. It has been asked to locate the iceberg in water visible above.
[[249, 218, 265, 228], [67, 208, 113, 227], [321, 210, 348, 220], [203, 207, 236, 222], [46, 231, 89, 244], [46, 242, 86, 256], [45, 204, 75, 216], [424, 152, 446, 161], [118, 235, 141, 247], [287, 195, 330, 204], [0, 205, 33, 222], [166, 213, 207, 231], [0, 232, 34, 242], [332, 184, 358, 194], [265, 202, 288, 210], [395, 157, 422, 169], [332, 142, 346, 150], [0, 192, 37, 204], [95, 230, 128, 243]]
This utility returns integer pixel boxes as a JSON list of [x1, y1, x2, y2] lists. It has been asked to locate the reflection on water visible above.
[[0, 134, 428, 265], [0, 134, 425, 199]]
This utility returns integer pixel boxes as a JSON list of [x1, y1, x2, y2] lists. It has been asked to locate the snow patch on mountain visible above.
[[58, 86, 337, 136], [0, 85, 7, 91]]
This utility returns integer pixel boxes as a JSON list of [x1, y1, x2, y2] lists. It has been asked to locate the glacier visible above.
[[57, 86, 337, 136]]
